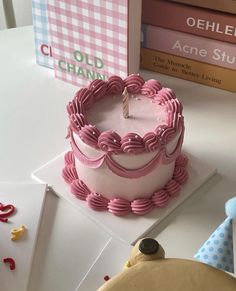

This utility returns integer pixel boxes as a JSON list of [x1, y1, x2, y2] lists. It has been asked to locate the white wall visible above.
[[0, 1, 7, 29], [12, 0, 32, 27], [0, 0, 32, 30]]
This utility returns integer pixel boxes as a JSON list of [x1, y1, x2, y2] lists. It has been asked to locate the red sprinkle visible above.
[[104, 275, 110, 281], [3, 258, 16, 270], [0, 203, 15, 222]]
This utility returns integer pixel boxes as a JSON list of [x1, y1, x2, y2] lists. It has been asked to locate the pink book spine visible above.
[[142, 0, 236, 45], [142, 25, 236, 70]]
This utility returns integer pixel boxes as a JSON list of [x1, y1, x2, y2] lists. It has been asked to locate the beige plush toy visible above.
[[98, 238, 236, 291]]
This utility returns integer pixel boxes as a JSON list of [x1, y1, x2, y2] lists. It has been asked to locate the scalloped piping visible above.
[[62, 151, 189, 216], [70, 127, 184, 178]]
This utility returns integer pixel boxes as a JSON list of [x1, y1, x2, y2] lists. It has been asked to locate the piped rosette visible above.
[[62, 151, 189, 216], [108, 198, 131, 216], [98, 131, 122, 154], [70, 179, 90, 200], [107, 76, 125, 95], [141, 79, 162, 96], [86, 193, 109, 211]]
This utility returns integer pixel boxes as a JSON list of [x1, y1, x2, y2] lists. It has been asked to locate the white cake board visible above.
[[76, 238, 132, 291], [32, 151, 216, 245], [0, 183, 47, 291]]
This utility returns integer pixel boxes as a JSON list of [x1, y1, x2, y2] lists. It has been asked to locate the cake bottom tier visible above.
[[62, 152, 189, 216]]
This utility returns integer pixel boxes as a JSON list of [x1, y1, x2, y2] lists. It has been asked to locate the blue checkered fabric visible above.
[[32, 0, 53, 68]]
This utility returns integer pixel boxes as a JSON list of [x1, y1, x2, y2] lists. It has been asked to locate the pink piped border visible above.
[[62, 151, 189, 216], [66, 74, 184, 155]]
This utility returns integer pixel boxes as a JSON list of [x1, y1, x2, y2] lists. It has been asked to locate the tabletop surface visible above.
[[0, 26, 236, 290]]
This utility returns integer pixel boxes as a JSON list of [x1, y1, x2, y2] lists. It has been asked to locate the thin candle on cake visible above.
[[122, 87, 129, 119]]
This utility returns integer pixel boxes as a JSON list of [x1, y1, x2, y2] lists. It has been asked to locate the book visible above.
[[142, 24, 236, 70], [142, 0, 236, 45], [170, 0, 236, 14], [140, 47, 236, 93], [46, 0, 142, 87], [32, 0, 53, 68]]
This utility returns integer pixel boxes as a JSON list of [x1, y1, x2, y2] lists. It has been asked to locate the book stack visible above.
[[141, 0, 236, 92]]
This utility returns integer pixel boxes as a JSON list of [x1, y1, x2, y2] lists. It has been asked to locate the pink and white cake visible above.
[[62, 74, 188, 216]]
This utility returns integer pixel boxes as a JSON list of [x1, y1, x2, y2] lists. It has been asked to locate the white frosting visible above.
[[86, 95, 167, 136]]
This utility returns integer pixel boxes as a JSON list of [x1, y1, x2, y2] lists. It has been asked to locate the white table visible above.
[[0, 26, 236, 290]]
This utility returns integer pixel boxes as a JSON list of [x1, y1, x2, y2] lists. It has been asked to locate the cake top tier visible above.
[[67, 74, 184, 155]]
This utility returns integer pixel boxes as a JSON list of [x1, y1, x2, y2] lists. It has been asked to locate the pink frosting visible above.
[[170, 114, 184, 134], [64, 151, 75, 166], [63, 152, 188, 216], [141, 79, 162, 96], [71, 127, 184, 178], [97, 130, 122, 154], [165, 179, 181, 197], [173, 166, 188, 185], [143, 132, 160, 152], [62, 165, 78, 184], [89, 79, 108, 102], [166, 98, 183, 115], [166, 103, 183, 129], [67, 99, 84, 116], [69, 113, 88, 134], [121, 133, 145, 154], [152, 190, 170, 207], [79, 125, 100, 147], [108, 198, 131, 216], [107, 76, 125, 95], [159, 87, 176, 102], [67, 74, 183, 155], [86, 193, 109, 211], [176, 154, 188, 167], [124, 74, 145, 94], [131, 198, 154, 215], [74, 88, 94, 109], [154, 88, 175, 105], [156, 125, 176, 144], [70, 179, 90, 200]]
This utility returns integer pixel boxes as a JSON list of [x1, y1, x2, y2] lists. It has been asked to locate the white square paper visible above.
[[76, 238, 132, 291], [0, 183, 47, 291]]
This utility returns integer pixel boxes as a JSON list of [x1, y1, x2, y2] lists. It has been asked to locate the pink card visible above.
[[46, 0, 139, 87]]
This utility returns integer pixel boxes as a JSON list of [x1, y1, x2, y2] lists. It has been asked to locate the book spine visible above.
[[140, 48, 236, 93], [142, 0, 236, 45], [169, 0, 236, 14], [141, 25, 236, 71]]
